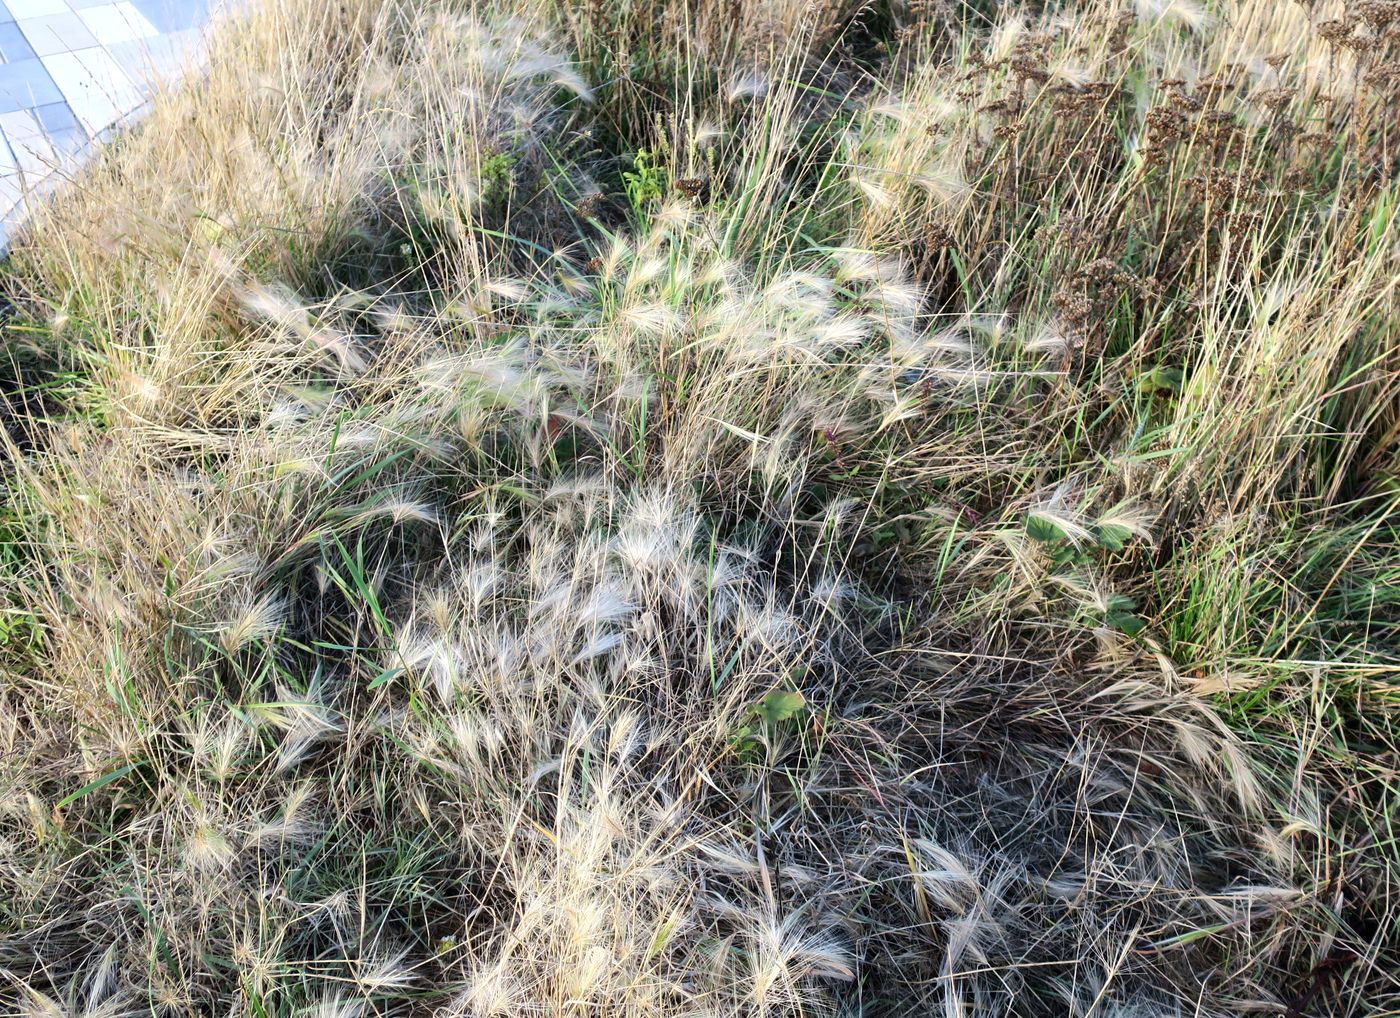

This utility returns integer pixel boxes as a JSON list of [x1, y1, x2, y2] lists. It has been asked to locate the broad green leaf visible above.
[[1095, 523, 1135, 551], [752, 689, 806, 726], [1137, 365, 1184, 394], [1105, 610, 1146, 636], [1026, 512, 1066, 544]]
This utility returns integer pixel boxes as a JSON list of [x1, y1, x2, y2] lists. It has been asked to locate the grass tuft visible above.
[[2, 0, 1399, 1014]]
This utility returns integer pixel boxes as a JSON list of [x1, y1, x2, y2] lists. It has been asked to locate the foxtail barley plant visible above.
[[2, 0, 1399, 1015]]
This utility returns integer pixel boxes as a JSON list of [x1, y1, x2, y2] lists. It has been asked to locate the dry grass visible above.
[[1, 0, 1398, 1014]]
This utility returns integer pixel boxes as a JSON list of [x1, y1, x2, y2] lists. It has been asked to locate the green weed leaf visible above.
[[751, 689, 806, 726], [1026, 512, 1067, 544], [1137, 365, 1184, 394]]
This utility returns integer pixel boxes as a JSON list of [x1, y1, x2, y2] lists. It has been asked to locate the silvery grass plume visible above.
[[2, 0, 1396, 1016]]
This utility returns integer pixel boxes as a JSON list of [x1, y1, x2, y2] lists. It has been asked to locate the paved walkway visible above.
[[0, 0, 215, 246]]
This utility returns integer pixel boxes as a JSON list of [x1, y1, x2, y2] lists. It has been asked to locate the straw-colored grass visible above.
[[1, 0, 1397, 1014]]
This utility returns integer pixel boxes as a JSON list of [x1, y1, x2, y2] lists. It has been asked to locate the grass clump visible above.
[[1, 0, 1399, 1015]]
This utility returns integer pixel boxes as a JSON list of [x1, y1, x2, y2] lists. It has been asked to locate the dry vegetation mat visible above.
[[1, 0, 1399, 1014]]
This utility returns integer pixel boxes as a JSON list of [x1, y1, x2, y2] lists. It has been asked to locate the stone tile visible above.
[[40, 46, 139, 134], [104, 26, 194, 84], [128, 0, 204, 34], [1, 0, 71, 19], [0, 165, 34, 229], [0, 107, 56, 178], [18, 12, 98, 55], [0, 0, 214, 251], [77, 2, 156, 45], [0, 103, 44, 140], [31, 97, 75, 132], [46, 122, 85, 156], [2, 171, 52, 222], [0, 21, 36, 61], [3, 1, 68, 22], [0, 56, 61, 111]]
